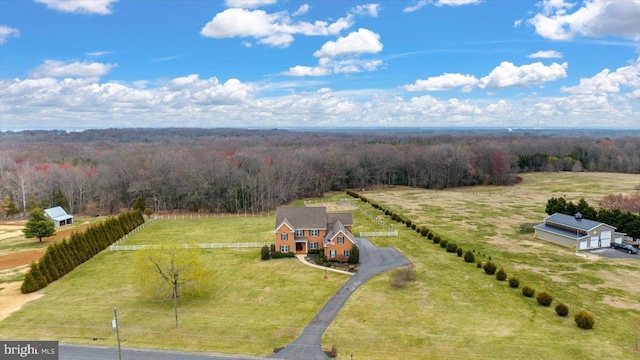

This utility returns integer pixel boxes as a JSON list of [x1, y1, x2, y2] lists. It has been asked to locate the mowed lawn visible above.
[[125, 214, 276, 245], [2, 172, 640, 359], [324, 172, 640, 359], [0, 215, 348, 356]]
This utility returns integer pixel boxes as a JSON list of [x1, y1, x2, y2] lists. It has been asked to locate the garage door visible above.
[[600, 231, 611, 248], [579, 240, 588, 250]]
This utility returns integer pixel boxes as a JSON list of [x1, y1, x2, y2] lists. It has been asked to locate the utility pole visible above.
[[173, 280, 179, 329], [113, 307, 122, 360]]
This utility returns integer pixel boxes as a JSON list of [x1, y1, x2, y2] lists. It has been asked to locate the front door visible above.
[[295, 242, 306, 253]]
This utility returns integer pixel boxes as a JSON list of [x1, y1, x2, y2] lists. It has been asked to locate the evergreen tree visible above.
[[348, 245, 360, 264], [576, 198, 597, 219], [29, 262, 48, 289], [133, 196, 146, 213], [6, 200, 20, 216], [545, 197, 566, 215], [22, 208, 56, 242], [41, 252, 61, 282], [21, 271, 40, 294]]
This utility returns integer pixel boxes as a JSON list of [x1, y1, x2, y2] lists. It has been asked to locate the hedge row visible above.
[[21, 210, 145, 294], [348, 190, 596, 330]]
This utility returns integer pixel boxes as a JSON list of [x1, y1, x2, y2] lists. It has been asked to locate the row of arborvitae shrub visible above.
[[21, 210, 145, 294], [348, 190, 597, 330], [478, 262, 595, 329]]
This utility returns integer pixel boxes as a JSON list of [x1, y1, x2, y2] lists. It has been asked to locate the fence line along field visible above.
[[0, 172, 639, 359]]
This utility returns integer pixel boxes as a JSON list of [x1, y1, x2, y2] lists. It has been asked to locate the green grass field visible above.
[[1, 172, 639, 359], [325, 172, 640, 359], [0, 215, 348, 356]]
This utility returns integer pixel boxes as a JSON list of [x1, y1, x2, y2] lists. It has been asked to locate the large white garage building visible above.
[[534, 212, 625, 250]]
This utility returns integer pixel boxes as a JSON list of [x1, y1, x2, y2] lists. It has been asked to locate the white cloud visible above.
[[529, 0, 640, 41], [0, 25, 20, 45], [314, 28, 383, 58], [434, 0, 483, 6], [404, 73, 479, 92], [403, 0, 481, 12], [528, 50, 563, 59], [201, 4, 378, 48], [283, 58, 383, 77], [225, 0, 276, 8], [85, 51, 111, 57], [513, 19, 522, 28], [1, 76, 638, 129], [403, 0, 428, 12], [351, 4, 381, 17], [561, 57, 640, 95], [34, 0, 118, 15], [479, 61, 568, 89], [406, 61, 568, 92], [31, 60, 118, 78], [283, 65, 331, 77], [293, 4, 310, 16]]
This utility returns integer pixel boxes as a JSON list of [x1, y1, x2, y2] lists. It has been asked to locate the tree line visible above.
[[21, 210, 145, 293], [1, 129, 639, 216]]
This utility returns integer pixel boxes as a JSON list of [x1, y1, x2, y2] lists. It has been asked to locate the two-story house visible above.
[[274, 206, 357, 258]]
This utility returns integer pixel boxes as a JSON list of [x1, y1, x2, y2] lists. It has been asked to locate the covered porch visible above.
[[294, 238, 308, 254]]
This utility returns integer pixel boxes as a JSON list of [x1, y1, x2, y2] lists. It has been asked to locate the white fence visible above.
[[110, 242, 269, 251], [303, 197, 398, 237], [359, 231, 398, 237], [153, 212, 269, 220]]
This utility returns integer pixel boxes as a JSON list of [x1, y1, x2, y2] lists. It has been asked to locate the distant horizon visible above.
[[1, 0, 639, 130], [3, 125, 640, 134]]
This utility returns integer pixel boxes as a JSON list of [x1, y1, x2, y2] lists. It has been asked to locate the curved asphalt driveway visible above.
[[270, 238, 411, 360], [58, 238, 410, 360]]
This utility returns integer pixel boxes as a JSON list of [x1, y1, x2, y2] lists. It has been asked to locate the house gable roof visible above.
[[325, 220, 357, 246], [44, 206, 73, 221], [275, 207, 327, 230], [544, 212, 614, 232], [326, 212, 353, 227]]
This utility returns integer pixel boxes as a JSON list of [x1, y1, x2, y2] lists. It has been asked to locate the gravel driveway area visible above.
[[586, 247, 639, 260]]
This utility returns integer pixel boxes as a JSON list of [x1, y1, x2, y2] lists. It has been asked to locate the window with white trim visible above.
[[329, 250, 336, 258], [295, 229, 304, 237], [280, 245, 290, 253], [281, 233, 288, 241], [309, 229, 319, 236], [337, 235, 344, 244], [310, 242, 318, 249], [344, 250, 350, 257]]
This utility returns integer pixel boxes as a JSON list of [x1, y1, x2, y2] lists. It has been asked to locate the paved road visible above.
[[59, 344, 261, 360], [271, 238, 411, 360], [58, 238, 410, 360]]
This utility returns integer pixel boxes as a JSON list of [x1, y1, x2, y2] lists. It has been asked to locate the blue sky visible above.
[[0, 0, 639, 130]]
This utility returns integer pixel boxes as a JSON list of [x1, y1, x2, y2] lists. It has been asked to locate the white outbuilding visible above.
[[44, 206, 74, 227], [534, 212, 625, 250]]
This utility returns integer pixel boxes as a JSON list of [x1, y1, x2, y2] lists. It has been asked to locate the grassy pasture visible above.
[[1, 172, 639, 359], [125, 215, 275, 245], [324, 172, 640, 359], [0, 215, 349, 356]]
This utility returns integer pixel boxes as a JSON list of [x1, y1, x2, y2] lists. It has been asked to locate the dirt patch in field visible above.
[[0, 224, 25, 241], [0, 281, 43, 322], [310, 200, 357, 212], [0, 250, 44, 270]]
